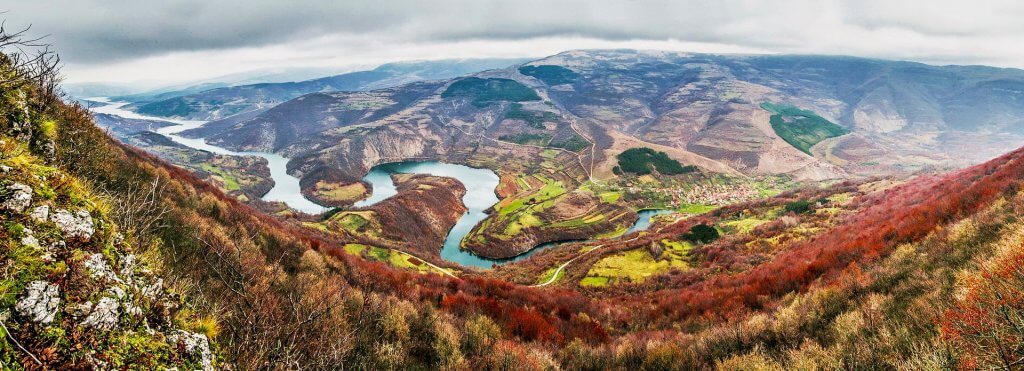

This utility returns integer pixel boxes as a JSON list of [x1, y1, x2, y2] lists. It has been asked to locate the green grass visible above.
[[677, 203, 717, 215], [599, 191, 623, 203], [761, 102, 849, 155], [536, 266, 566, 285], [581, 240, 692, 287], [579, 276, 610, 287], [199, 164, 240, 191], [722, 218, 769, 234]]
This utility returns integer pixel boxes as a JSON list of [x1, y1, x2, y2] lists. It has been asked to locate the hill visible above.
[[126, 58, 530, 121], [6, 36, 1024, 369]]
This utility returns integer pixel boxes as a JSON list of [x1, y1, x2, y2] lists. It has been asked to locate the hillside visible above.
[[189, 50, 1024, 189], [128, 58, 530, 121], [7, 28, 1024, 369]]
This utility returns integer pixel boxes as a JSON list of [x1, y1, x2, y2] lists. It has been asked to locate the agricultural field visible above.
[[463, 172, 636, 258]]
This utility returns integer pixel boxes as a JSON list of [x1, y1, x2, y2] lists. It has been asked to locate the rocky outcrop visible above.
[[50, 208, 95, 240], [14, 281, 60, 323], [1, 182, 32, 213], [1, 115, 218, 369]]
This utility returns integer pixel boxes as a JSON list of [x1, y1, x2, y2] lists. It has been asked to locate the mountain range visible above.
[[142, 50, 1024, 199]]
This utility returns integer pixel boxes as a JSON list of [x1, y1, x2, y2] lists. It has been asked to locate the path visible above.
[[394, 250, 458, 278]]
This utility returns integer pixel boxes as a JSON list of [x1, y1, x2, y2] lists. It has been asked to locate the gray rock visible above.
[[1, 183, 32, 213], [67, 301, 93, 317], [50, 209, 95, 240], [84, 253, 120, 282], [140, 278, 164, 301], [168, 330, 214, 371], [20, 231, 39, 249], [0, 164, 11, 173], [15, 281, 60, 323], [29, 205, 49, 222], [81, 297, 120, 331]]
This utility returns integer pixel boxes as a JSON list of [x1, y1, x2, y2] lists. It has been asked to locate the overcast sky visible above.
[[4, 0, 1024, 87]]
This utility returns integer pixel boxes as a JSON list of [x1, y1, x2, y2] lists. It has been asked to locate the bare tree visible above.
[[0, 17, 63, 104]]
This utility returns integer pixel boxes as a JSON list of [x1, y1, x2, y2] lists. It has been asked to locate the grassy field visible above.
[[581, 240, 692, 286], [761, 102, 849, 155], [199, 163, 241, 191], [342, 244, 453, 275], [314, 180, 367, 203]]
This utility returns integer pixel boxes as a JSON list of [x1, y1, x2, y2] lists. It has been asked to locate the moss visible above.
[[37, 119, 57, 139]]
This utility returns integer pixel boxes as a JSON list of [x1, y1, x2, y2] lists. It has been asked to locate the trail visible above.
[[394, 250, 458, 278]]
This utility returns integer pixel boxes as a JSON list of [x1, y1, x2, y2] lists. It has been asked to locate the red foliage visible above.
[[657, 146, 1024, 321], [941, 242, 1024, 369]]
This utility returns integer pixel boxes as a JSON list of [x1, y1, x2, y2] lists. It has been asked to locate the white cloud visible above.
[[3, 0, 1021, 86]]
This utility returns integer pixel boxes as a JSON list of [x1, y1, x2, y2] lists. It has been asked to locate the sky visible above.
[[4, 0, 1024, 88]]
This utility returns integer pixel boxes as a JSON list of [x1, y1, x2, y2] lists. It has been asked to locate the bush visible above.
[[785, 200, 813, 214]]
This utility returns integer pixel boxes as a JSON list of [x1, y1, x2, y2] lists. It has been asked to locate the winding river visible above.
[[90, 98, 673, 268], [89, 98, 328, 214], [355, 163, 676, 268]]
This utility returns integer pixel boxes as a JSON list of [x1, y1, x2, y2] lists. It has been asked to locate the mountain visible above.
[[7, 33, 1024, 370], [190, 50, 1024, 189], [129, 58, 530, 120]]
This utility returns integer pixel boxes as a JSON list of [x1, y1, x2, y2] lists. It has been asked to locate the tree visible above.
[[682, 224, 720, 244]]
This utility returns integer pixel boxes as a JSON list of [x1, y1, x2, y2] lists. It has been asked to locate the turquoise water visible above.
[[356, 161, 674, 268], [89, 99, 328, 214]]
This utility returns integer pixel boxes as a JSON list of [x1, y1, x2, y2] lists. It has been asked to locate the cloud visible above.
[[4, 0, 1022, 85]]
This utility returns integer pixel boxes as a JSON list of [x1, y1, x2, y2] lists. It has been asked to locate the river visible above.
[[355, 163, 676, 268], [88, 98, 328, 214], [90, 98, 673, 268]]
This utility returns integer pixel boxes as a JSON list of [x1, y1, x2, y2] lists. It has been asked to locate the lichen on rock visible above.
[[1, 182, 32, 213], [169, 330, 215, 371], [29, 204, 49, 222], [81, 296, 120, 331], [50, 208, 95, 240], [15, 281, 60, 323]]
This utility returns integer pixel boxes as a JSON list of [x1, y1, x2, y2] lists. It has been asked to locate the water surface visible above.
[[89, 98, 328, 214]]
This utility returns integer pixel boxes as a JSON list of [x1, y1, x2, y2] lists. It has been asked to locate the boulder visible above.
[[1, 183, 32, 213], [81, 297, 120, 331], [83, 253, 120, 282], [15, 281, 60, 323], [50, 208, 95, 240], [169, 330, 215, 371], [29, 204, 49, 222]]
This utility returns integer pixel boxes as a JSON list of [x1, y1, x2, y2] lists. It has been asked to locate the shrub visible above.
[[785, 200, 812, 214]]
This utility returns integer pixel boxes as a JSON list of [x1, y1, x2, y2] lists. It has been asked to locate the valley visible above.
[[5, 20, 1024, 367]]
